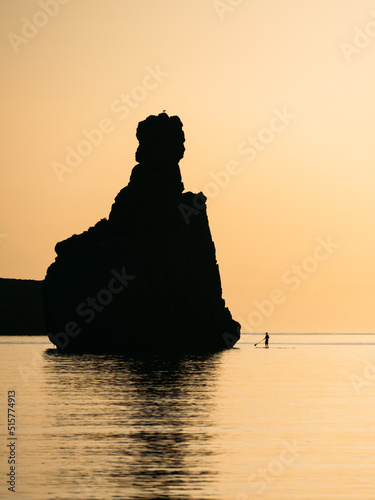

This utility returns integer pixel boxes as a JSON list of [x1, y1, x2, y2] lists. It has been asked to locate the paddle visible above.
[[254, 335, 266, 347]]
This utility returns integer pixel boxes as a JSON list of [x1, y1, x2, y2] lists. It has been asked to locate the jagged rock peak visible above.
[[135, 112, 185, 164]]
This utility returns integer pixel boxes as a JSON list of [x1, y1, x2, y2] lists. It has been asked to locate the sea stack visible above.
[[43, 113, 241, 352]]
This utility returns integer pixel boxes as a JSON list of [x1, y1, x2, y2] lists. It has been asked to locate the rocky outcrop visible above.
[[43, 113, 240, 352]]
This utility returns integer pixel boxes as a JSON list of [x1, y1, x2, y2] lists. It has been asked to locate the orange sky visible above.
[[1, 0, 375, 333]]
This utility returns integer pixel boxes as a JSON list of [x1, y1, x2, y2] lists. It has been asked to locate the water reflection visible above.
[[42, 349, 223, 499]]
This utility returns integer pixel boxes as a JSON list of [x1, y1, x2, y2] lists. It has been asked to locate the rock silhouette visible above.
[[0, 278, 47, 334], [43, 113, 241, 352]]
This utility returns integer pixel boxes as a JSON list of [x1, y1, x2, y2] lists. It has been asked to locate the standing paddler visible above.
[[254, 332, 270, 348]]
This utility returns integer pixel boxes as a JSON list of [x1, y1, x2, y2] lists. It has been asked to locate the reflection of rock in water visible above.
[[43, 113, 240, 352], [43, 351, 221, 497]]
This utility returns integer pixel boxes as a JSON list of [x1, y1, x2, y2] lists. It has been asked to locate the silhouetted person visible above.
[[265, 332, 269, 348]]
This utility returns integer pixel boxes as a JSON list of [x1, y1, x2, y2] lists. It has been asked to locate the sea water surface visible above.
[[1, 334, 375, 499]]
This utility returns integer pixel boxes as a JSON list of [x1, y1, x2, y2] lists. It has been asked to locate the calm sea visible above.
[[1, 334, 375, 500]]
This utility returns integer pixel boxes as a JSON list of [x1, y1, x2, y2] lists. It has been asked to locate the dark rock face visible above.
[[0, 278, 47, 334], [43, 113, 240, 352]]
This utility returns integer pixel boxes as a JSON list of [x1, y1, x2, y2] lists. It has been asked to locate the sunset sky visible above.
[[1, 0, 375, 333]]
